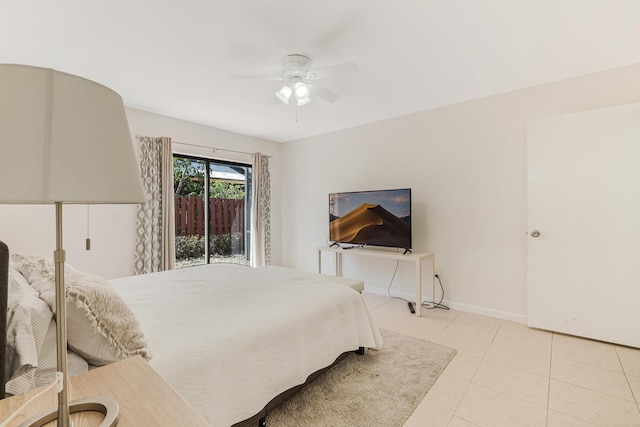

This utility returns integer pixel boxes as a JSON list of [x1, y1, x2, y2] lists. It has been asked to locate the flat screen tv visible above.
[[329, 188, 412, 251]]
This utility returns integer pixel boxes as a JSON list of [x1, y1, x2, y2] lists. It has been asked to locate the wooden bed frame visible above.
[[0, 241, 365, 425]]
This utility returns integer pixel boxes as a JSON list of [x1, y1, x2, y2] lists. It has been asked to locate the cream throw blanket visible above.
[[110, 264, 384, 427]]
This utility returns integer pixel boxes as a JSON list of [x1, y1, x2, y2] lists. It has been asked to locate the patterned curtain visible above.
[[134, 136, 175, 274], [250, 152, 271, 267]]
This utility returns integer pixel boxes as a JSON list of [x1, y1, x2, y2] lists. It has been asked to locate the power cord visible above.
[[386, 260, 401, 299], [0, 372, 63, 427], [387, 261, 449, 311], [421, 274, 450, 310]]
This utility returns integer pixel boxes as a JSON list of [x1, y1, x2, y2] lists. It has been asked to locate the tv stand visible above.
[[317, 246, 435, 317]]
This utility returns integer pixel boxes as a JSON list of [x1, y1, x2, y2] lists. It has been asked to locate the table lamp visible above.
[[0, 64, 145, 426]]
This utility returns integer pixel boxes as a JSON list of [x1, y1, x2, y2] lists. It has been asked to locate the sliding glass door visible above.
[[173, 155, 250, 268]]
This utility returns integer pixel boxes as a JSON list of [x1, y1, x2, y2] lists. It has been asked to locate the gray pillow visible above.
[[5, 265, 53, 395]]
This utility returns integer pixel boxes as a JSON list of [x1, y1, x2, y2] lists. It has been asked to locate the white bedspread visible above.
[[109, 264, 383, 427]]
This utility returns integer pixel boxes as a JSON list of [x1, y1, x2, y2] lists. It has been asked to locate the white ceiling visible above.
[[2, 1, 640, 143]]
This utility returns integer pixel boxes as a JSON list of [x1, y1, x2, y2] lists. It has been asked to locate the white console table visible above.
[[317, 246, 435, 317]]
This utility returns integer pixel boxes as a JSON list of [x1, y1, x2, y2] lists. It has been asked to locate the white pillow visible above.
[[11, 254, 150, 366], [66, 304, 121, 365], [5, 265, 54, 395]]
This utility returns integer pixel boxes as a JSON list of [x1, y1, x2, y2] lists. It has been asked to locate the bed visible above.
[[1, 243, 383, 427]]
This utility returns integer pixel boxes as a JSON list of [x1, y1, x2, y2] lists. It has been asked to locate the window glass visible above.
[[174, 155, 250, 268]]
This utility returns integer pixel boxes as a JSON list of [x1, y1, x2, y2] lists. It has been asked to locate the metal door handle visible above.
[[530, 230, 541, 238]]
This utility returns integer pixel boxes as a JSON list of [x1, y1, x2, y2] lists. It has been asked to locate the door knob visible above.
[[530, 230, 541, 238]]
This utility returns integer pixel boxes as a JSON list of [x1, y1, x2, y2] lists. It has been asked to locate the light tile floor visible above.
[[361, 292, 640, 427]]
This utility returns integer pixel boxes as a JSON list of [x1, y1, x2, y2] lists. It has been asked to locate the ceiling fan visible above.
[[231, 54, 356, 107], [275, 54, 315, 106]]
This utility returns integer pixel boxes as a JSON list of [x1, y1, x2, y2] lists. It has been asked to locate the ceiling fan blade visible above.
[[309, 61, 359, 80], [229, 73, 283, 81], [312, 84, 341, 103]]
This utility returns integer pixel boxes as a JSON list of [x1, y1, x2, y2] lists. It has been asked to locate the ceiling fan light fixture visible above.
[[294, 82, 311, 100], [276, 85, 292, 104], [296, 96, 311, 106]]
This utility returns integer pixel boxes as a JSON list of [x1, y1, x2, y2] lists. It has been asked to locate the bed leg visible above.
[[356, 347, 365, 355], [258, 416, 266, 427]]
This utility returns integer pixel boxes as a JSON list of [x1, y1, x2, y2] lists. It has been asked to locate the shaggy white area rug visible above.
[[263, 329, 457, 427]]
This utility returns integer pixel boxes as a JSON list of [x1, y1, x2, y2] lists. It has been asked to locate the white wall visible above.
[[0, 204, 138, 279], [280, 62, 640, 322], [0, 108, 281, 279], [4, 62, 640, 318]]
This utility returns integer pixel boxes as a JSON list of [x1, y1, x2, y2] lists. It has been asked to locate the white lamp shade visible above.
[[0, 64, 145, 204]]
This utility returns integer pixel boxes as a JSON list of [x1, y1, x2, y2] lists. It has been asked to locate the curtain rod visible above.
[[173, 140, 257, 157], [135, 135, 271, 158]]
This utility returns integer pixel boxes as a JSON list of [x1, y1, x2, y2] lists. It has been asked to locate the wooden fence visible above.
[[175, 196, 245, 243]]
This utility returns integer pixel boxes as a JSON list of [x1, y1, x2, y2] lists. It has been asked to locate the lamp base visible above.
[[18, 397, 119, 427]]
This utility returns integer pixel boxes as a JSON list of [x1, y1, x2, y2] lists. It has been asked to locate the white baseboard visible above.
[[442, 300, 527, 324], [364, 288, 527, 324]]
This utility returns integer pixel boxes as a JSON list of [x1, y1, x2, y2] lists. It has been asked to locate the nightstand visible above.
[[0, 356, 211, 426]]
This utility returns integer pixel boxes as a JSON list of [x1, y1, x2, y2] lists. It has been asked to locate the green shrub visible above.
[[176, 233, 244, 259], [175, 235, 205, 259], [209, 232, 244, 256]]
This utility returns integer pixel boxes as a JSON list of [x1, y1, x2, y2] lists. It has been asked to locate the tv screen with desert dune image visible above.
[[329, 188, 412, 250]]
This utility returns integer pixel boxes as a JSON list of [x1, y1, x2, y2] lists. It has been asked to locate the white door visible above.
[[527, 102, 640, 348]]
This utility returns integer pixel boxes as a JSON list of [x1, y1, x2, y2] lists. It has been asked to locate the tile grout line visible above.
[[614, 346, 640, 416], [444, 319, 505, 426], [471, 319, 553, 412], [440, 307, 476, 426], [546, 332, 555, 427]]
